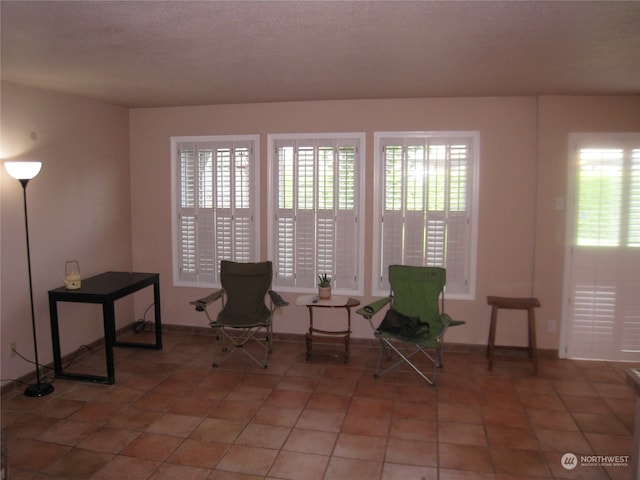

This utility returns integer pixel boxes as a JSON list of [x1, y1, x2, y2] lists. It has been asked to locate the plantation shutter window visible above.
[[172, 136, 258, 287], [268, 134, 364, 294], [373, 132, 478, 298], [563, 134, 640, 361]]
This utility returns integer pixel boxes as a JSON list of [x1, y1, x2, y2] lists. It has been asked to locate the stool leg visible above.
[[487, 305, 498, 370], [528, 307, 538, 374]]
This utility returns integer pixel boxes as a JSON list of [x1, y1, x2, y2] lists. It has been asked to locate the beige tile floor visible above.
[[1, 330, 637, 480]]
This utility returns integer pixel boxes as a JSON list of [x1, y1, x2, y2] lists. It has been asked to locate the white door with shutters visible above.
[[560, 133, 640, 361]]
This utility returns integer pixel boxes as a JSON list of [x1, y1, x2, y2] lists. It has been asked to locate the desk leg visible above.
[[153, 280, 162, 349], [48, 298, 63, 377], [103, 301, 116, 384]]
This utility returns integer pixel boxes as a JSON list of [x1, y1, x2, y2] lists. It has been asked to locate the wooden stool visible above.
[[486, 296, 540, 374]]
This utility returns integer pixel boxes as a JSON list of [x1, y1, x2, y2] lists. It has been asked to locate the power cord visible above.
[[134, 303, 155, 333], [3, 344, 93, 386], [13, 343, 93, 370]]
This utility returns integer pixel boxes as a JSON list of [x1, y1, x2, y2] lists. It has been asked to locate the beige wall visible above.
[[2, 84, 638, 387], [130, 95, 640, 350], [1, 82, 132, 386]]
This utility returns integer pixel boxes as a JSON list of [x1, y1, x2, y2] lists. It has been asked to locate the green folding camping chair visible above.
[[190, 260, 289, 369], [357, 265, 465, 386]]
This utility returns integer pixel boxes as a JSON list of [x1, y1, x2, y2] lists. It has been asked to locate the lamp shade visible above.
[[5, 161, 42, 180]]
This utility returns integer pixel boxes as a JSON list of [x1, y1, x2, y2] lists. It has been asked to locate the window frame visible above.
[[267, 132, 366, 296], [171, 134, 260, 288], [372, 131, 479, 299]]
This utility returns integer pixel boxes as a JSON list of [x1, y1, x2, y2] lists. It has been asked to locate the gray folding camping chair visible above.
[[190, 260, 289, 368], [357, 265, 465, 386]]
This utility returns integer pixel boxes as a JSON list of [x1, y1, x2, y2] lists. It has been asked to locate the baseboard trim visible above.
[[1, 322, 558, 396]]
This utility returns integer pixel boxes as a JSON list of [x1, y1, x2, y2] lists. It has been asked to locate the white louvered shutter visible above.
[[177, 145, 198, 282], [334, 141, 359, 291]]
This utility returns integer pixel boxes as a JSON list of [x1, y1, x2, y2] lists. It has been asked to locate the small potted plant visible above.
[[317, 273, 332, 300]]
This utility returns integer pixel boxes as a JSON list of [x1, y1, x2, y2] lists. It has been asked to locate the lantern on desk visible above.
[[64, 260, 81, 290]]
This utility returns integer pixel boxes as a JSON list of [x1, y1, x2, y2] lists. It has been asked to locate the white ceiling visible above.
[[2, 1, 639, 108]]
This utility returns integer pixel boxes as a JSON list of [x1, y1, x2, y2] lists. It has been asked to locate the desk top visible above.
[[49, 271, 159, 300], [296, 295, 359, 308]]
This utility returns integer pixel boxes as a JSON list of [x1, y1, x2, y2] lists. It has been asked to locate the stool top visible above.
[[487, 296, 541, 308]]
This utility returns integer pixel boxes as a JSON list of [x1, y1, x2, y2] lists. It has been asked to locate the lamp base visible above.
[[24, 382, 54, 398]]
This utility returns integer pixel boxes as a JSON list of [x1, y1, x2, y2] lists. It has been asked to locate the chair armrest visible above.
[[189, 289, 224, 311], [268, 290, 289, 308], [442, 313, 465, 327], [356, 297, 392, 318]]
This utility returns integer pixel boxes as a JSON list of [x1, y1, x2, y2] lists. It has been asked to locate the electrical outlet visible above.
[[10, 342, 17, 357], [548, 320, 557, 333]]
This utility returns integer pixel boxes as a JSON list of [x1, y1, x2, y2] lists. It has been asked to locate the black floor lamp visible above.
[[5, 161, 54, 397]]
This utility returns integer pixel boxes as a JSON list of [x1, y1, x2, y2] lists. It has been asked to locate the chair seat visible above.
[[375, 329, 440, 349], [218, 312, 271, 327]]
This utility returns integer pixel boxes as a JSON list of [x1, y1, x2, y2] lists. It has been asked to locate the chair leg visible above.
[[211, 326, 270, 369], [435, 329, 448, 368], [374, 339, 437, 386]]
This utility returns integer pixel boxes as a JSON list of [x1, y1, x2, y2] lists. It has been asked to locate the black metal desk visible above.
[[48, 271, 162, 384]]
